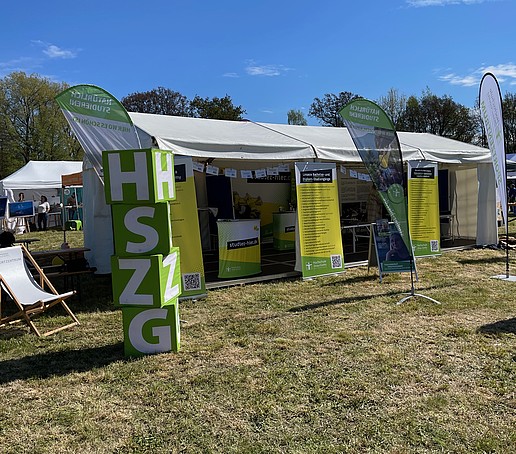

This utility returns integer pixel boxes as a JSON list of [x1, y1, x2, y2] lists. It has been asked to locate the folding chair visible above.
[[0, 245, 80, 336]]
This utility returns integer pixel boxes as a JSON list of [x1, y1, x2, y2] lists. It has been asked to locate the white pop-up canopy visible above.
[[0, 161, 83, 191]]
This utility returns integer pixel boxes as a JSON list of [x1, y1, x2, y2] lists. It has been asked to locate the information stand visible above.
[[217, 219, 261, 279], [369, 220, 417, 282], [272, 211, 296, 250]]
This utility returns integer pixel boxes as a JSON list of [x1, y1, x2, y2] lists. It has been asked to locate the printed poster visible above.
[[217, 219, 261, 278], [170, 156, 206, 298], [295, 162, 344, 279], [372, 220, 414, 280], [408, 161, 441, 256]]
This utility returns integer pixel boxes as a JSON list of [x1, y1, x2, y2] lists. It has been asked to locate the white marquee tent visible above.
[[0, 160, 83, 193], [82, 113, 497, 274], [1, 160, 83, 234]]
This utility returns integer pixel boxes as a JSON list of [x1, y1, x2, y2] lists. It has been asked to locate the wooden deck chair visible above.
[[0, 245, 80, 336]]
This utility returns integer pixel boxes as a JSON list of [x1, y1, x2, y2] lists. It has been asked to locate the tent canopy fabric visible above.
[[0, 161, 83, 190], [129, 113, 491, 165]]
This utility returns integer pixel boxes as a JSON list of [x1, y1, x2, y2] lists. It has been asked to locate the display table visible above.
[[440, 214, 455, 242], [217, 219, 261, 278], [272, 211, 296, 250]]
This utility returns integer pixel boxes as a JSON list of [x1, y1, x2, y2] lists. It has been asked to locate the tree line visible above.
[[1, 71, 515, 179]]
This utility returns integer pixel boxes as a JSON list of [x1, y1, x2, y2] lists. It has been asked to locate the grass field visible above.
[[0, 229, 515, 453]]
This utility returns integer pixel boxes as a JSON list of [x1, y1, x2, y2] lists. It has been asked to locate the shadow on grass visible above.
[[288, 283, 448, 313], [477, 317, 516, 335], [321, 274, 378, 287], [0, 342, 124, 384], [288, 289, 403, 312], [456, 257, 507, 265], [52, 274, 115, 314]]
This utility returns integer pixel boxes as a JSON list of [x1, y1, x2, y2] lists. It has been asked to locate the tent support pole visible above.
[[61, 185, 67, 245]]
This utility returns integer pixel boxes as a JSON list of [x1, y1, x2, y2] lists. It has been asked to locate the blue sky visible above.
[[1, 0, 514, 125]]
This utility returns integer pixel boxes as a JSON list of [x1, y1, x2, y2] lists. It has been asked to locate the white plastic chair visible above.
[[0, 245, 80, 336]]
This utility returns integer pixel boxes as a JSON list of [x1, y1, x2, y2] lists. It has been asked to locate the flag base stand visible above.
[[396, 290, 441, 306], [397, 265, 441, 306], [491, 274, 516, 282]]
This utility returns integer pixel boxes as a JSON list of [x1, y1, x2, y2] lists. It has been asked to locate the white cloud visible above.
[[32, 40, 77, 59], [439, 73, 479, 86], [223, 72, 239, 78], [44, 45, 76, 59], [0, 56, 44, 78], [245, 60, 292, 77], [407, 0, 488, 6], [438, 63, 516, 87]]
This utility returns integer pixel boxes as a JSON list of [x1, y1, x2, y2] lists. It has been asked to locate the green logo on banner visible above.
[[56, 85, 133, 123]]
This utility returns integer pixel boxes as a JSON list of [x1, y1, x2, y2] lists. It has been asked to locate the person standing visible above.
[[385, 231, 411, 261], [37, 195, 50, 231], [509, 184, 516, 215], [67, 193, 77, 220], [16, 192, 27, 233]]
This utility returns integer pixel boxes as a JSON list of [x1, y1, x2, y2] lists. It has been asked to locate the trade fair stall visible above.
[[0, 161, 83, 233], [80, 113, 495, 280]]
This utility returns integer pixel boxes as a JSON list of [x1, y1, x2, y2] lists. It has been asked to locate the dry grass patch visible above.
[[1, 232, 515, 452]]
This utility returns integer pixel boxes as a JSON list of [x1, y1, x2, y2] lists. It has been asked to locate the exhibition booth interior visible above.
[[81, 113, 496, 286]]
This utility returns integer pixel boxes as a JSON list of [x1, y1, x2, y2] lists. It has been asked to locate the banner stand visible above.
[[480, 73, 515, 281], [369, 221, 418, 283], [340, 98, 439, 305], [396, 261, 441, 306]]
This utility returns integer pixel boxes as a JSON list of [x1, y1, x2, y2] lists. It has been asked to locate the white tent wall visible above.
[[477, 164, 498, 245], [450, 167, 479, 240], [0, 161, 83, 191], [0, 161, 83, 206], [82, 164, 113, 274]]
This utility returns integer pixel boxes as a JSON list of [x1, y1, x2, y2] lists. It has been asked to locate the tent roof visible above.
[[0, 161, 83, 190], [130, 113, 315, 161], [129, 113, 491, 165]]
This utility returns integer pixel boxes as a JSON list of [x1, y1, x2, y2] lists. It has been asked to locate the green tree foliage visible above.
[[377, 88, 407, 129], [121, 87, 193, 116], [121, 88, 246, 121], [398, 88, 476, 143], [502, 93, 516, 154], [287, 109, 308, 125], [190, 95, 245, 120], [309, 91, 360, 127], [0, 72, 82, 179]]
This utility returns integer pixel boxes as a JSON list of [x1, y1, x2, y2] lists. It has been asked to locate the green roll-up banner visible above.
[[170, 156, 206, 298], [408, 161, 441, 257], [295, 162, 344, 279]]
